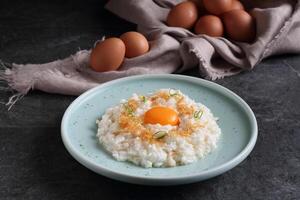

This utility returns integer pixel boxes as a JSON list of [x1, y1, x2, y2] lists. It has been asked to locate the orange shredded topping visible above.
[[119, 113, 141, 134], [127, 99, 139, 111], [172, 121, 204, 137], [157, 91, 170, 100], [150, 91, 172, 103], [117, 111, 164, 144], [176, 98, 195, 116]]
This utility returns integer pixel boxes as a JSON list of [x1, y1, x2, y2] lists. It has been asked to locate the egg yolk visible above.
[[144, 107, 179, 126]]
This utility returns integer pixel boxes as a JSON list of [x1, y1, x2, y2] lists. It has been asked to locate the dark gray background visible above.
[[0, 0, 299, 199]]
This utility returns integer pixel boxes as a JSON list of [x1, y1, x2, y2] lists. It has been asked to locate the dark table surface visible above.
[[0, 0, 299, 199]]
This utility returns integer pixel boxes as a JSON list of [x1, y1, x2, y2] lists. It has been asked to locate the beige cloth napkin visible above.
[[1, 0, 300, 107]]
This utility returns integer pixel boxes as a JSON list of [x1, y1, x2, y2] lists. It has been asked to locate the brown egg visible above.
[[120, 31, 149, 58], [189, 0, 207, 15], [222, 10, 256, 42], [167, 1, 198, 29], [231, 0, 244, 10], [203, 0, 232, 15], [194, 15, 224, 37], [90, 38, 125, 72]]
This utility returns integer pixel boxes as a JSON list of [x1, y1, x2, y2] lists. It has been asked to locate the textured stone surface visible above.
[[0, 0, 299, 199]]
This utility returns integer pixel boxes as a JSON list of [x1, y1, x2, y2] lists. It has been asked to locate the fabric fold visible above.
[[0, 0, 299, 100]]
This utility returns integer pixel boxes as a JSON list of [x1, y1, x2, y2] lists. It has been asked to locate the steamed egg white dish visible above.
[[96, 89, 221, 168]]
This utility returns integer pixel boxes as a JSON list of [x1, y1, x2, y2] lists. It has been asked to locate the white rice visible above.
[[96, 89, 221, 168]]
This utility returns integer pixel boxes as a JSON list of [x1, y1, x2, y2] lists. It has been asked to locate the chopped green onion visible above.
[[123, 103, 134, 116], [139, 95, 147, 103], [153, 131, 167, 139], [169, 89, 179, 97], [194, 110, 203, 120]]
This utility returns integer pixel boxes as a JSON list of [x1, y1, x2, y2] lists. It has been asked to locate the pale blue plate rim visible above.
[[61, 74, 258, 183]]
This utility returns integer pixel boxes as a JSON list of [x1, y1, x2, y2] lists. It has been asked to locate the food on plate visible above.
[[120, 31, 149, 58], [90, 37, 125, 72], [96, 89, 221, 168], [166, 1, 198, 29], [222, 9, 256, 42], [194, 15, 224, 37], [203, 0, 233, 15]]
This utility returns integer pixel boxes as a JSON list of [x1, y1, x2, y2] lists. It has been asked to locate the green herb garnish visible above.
[[153, 131, 167, 139], [194, 110, 204, 120], [139, 95, 147, 103], [123, 103, 134, 116], [169, 89, 179, 97]]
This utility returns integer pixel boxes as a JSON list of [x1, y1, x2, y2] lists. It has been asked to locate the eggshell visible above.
[[167, 1, 198, 29], [231, 0, 244, 10], [203, 0, 232, 15], [120, 31, 149, 58], [90, 38, 125, 72], [222, 10, 256, 42], [194, 15, 224, 37], [189, 0, 207, 15]]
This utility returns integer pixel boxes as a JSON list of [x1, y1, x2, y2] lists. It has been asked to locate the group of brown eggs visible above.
[[90, 0, 256, 72], [167, 0, 256, 42], [90, 31, 149, 72]]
